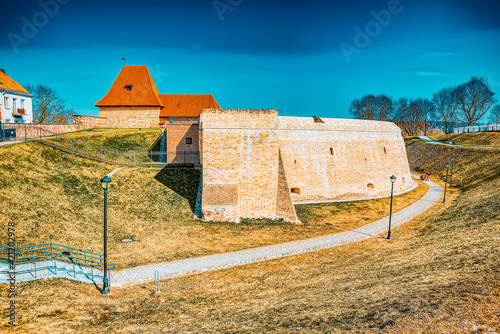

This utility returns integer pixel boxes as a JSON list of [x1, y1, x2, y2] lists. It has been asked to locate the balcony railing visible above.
[[12, 108, 26, 116]]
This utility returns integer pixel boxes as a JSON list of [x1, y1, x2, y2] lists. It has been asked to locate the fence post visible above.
[[56, 132, 58, 148], [24, 123, 27, 141], [116, 149, 118, 164], [71, 137, 74, 154], [134, 151, 136, 166], [39, 125, 42, 142], [87, 140, 89, 157], [101, 145, 104, 160], [34, 256, 37, 277]]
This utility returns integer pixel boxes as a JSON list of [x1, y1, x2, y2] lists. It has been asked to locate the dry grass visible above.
[[429, 132, 500, 147], [0, 141, 428, 270], [0, 138, 498, 332], [0, 147, 498, 332]]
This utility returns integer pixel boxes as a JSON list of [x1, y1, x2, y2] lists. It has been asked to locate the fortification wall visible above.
[[99, 107, 161, 128], [198, 109, 413, 223], [72, 115, 109, 128], [165, 124, 200, 164]]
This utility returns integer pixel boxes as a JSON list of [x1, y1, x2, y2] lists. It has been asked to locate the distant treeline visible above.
[[349, 76, 500, 135]]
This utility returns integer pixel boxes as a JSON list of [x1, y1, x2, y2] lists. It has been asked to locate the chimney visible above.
[[0, 69, 5, 74]]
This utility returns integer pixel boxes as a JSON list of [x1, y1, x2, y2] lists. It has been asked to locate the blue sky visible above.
[[1, 0, 499, 119]]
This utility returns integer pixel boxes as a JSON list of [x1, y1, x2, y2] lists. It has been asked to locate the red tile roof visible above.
[[159, 94, 220, 117], [95, 66, 164, 107], [0, 71, 30, 94]]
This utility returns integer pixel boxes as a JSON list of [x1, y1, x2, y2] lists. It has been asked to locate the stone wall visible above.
[[198, 109, 413, 223], [99, 107, 162, 128], [72, 115, 109, 128]]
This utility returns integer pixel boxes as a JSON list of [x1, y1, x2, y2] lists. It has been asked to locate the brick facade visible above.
[[165, 123, 200, 164], [197, 109, 413, 223], [99, 107, 162, 128]]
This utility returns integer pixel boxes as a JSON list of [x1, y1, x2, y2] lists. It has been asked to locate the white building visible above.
[[0, 69, 33, 124]]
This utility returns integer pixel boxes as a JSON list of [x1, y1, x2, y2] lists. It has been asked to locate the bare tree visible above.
[[454, 76, 497, 126], [349, 94, 377, 120], [488, 105, 500, 124], [25, 84, 74, 124], [402, 98, 434, 136], [432, 86, 458, 134], [377, 94, 393, 121]]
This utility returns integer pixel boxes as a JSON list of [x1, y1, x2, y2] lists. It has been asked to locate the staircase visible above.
[[0, 243, 114, 285]]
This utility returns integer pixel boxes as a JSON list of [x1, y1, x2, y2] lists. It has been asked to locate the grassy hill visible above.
[[1, 133, 498, 332], [0, 140, 427, 270], [429, 131, 500, 147]]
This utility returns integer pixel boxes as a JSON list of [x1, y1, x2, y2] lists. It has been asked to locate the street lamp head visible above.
[[446, 163, 450, 167], [390, 175, 396, 184], [100, 175, 112, 190], [452, 156, 455, 161]]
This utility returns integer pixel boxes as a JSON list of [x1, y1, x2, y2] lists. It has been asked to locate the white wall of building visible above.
[[1, 91, 33, 124]]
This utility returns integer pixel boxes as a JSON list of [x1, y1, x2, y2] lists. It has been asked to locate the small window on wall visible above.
[[367, 183, 374, 189], [20, 100, 25, 108], [384, 147, 387, 154], [4, 97, 9, 108], [186, 137, 193, 144], [125, 85, 132, 91], [291, 188, 301, 195], [330, 148, 333, 155]]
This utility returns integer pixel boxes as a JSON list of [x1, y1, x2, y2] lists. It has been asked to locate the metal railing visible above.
[[0, 243, 114, 281], [0, 124, 200, 166]]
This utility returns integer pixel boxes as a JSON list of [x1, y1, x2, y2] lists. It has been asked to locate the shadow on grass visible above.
[[154, 165, 201, 213]]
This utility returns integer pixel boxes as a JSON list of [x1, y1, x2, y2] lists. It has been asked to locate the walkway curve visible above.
[[418, 135, 500, 150], [110, 176, 444, 288]]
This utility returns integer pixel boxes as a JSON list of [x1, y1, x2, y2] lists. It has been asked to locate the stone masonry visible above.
[[197, 109, 413, 223]]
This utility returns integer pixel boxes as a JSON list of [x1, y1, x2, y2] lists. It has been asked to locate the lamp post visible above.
[[387, 175, 396, 239], [449, 157, 455, 188], [100, 175, 112, 294], [443, 163, 450, 203]]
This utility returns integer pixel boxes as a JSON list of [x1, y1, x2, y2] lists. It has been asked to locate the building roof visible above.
[[95, 66, 164, 107], [159, 94, 220, 117], [0, 70, 30, 94]]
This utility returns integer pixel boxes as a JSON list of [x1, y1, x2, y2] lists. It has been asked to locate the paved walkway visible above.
[[419, 135, 500, 150], [0, 140, 23, 147], [110, 176, 443, 288], [1, 177, 443, 287]]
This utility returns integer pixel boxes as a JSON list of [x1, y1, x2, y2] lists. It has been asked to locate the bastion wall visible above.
[[198, 109, 413, 223]]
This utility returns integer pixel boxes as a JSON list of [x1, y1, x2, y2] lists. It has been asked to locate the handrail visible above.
[[0, 243, 115, 273]]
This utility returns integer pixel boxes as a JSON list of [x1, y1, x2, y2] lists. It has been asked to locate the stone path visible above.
[[419, 135, 500, 150], [110, 176, 443, 288]]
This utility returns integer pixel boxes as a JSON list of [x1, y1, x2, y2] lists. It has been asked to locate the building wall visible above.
[[165, 123, 200, 164], [198, 109, 413, 223], [1, 92, 33, 124], [99, 106, 162, 128], [72, 115, 109, 128]]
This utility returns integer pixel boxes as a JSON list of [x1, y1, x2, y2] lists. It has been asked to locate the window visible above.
[[125, 85, 132, 91], [383, 147, 387, 154], [330, 148, 333, 155], [177, 103, 181, 108], [4, 97, 8, 108], [185, 137, 192, 144], [20, 100, 25, 108], [291, 188, 301, 194], [367, 183, 374, 189]]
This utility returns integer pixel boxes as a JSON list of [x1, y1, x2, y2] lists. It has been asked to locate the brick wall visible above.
[[198, 109, 413, 223], [165, 124, 199, 164], [99, 107, 162, 128], [72, 115, 109, 128], [1, 123, 87, 140]]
